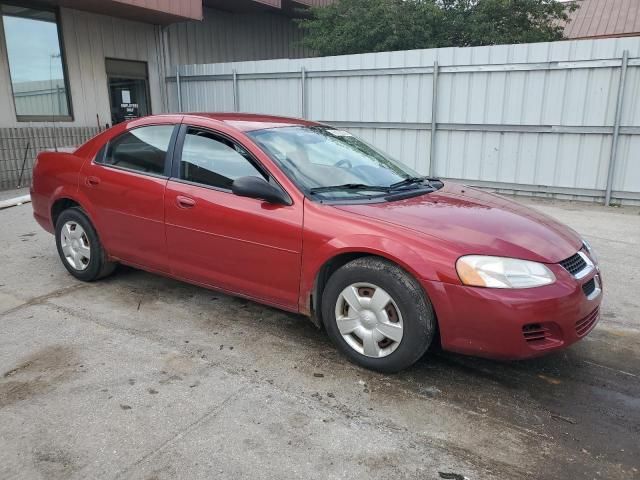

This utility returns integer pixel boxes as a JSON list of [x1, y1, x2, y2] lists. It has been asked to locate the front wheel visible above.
[[321, 257, 436, 373], [55, 207, 116, 282]]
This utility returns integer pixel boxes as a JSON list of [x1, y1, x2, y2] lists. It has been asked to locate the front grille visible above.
[[582, 278, 596, 297], [559, 252, 587, 276], [522, 323, 550, 343], [575, 308, 599, 337]]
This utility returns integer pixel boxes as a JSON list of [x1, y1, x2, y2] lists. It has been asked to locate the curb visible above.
[[0, 194, 31, 210]]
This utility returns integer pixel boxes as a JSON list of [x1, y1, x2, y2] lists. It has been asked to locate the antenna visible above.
[[49, 52, 61, 152]]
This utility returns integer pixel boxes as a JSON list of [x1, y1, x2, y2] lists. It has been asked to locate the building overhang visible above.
[[28, 0, 203, 24], [19, 0, 333, 23], [204, 0, 334, 17]]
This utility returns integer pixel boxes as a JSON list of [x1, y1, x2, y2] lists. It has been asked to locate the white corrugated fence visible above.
[[168, 37, 640, 205]]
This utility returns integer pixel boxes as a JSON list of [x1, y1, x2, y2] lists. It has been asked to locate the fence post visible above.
[[301, 66, 307, 119], [16, 141, 30, 188], [429, 61, 439, 177], [605, 50, 629, 206], [176, 65, 183, 112], [233, 69, 239, 112]]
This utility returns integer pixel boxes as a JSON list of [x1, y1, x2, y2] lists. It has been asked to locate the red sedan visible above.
[[31, 114, 602, 372]]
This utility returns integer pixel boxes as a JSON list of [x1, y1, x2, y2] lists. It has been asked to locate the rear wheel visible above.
[[55, 208, 116, 281], [321, 256, 435, 373]]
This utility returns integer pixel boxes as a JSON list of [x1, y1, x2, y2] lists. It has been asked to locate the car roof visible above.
[[180, 113, 322, 132]]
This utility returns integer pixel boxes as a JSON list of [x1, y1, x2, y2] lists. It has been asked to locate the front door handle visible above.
[[86, 176, 100, 187], [176, 195, 196, 209]]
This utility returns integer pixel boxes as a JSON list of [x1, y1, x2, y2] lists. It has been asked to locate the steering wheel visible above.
[[335, 159, 352, 169]]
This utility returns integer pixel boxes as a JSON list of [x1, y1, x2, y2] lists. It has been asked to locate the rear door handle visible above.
[[86, 176, 100, 187], [176, 195, 196, 209]]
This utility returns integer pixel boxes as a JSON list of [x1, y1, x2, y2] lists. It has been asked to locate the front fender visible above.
[[299, 233, 450, 315]]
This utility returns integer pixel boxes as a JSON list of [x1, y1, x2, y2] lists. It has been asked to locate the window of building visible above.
[[180, 128, 266, 190], [1, 4, 72, 121], [102, 126, 174, 176]]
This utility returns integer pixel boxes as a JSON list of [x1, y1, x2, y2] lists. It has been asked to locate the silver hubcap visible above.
[[60, 221, 91, 271], [335, 282, 403, 358]]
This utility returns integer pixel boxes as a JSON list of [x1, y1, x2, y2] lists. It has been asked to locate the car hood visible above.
[[333, 182, 582, 264]]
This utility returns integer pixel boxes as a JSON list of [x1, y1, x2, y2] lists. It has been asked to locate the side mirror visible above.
[[231, 176, 289, 205]]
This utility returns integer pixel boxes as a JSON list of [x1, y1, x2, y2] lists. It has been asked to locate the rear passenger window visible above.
[[180, 127, 266, 190], [102, 125, 174, 175]]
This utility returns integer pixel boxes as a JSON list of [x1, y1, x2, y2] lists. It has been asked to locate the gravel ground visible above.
[[0, 196, 639, 480]]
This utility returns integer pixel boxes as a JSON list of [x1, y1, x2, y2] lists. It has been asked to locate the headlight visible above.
[[456, 255, 556, 289], [582, 238, 598, 264]]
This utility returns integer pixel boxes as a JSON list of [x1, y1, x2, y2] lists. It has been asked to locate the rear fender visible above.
[[49, 186, 99, 229], [31, 151, 85, 232]]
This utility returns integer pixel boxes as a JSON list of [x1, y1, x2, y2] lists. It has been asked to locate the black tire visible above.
[[321, 256, 435, 373], [55, 207, 116, 281]]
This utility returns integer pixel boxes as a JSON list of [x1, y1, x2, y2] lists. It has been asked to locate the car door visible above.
[[164, 125, 303, 310], [79, 123, 179, 273]]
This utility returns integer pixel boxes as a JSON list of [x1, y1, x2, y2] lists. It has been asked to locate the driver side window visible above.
[[179, 127, 266, 190]]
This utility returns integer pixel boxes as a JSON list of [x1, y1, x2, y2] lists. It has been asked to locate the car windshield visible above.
[[247, 126, 434, 200]]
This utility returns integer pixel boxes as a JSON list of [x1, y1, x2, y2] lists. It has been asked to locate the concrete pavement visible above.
[[0, 197, 639, 479]]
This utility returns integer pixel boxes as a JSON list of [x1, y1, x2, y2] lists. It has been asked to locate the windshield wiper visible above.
[[389, 176, 445, 192], [389, 176, 427, 190], [309, 183, 391, 194]]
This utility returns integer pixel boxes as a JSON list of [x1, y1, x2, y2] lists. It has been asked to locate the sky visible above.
[[2, 15, 64, 84]]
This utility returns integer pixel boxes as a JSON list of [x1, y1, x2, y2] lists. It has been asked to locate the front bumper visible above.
[[421, 264, 603, 360]]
